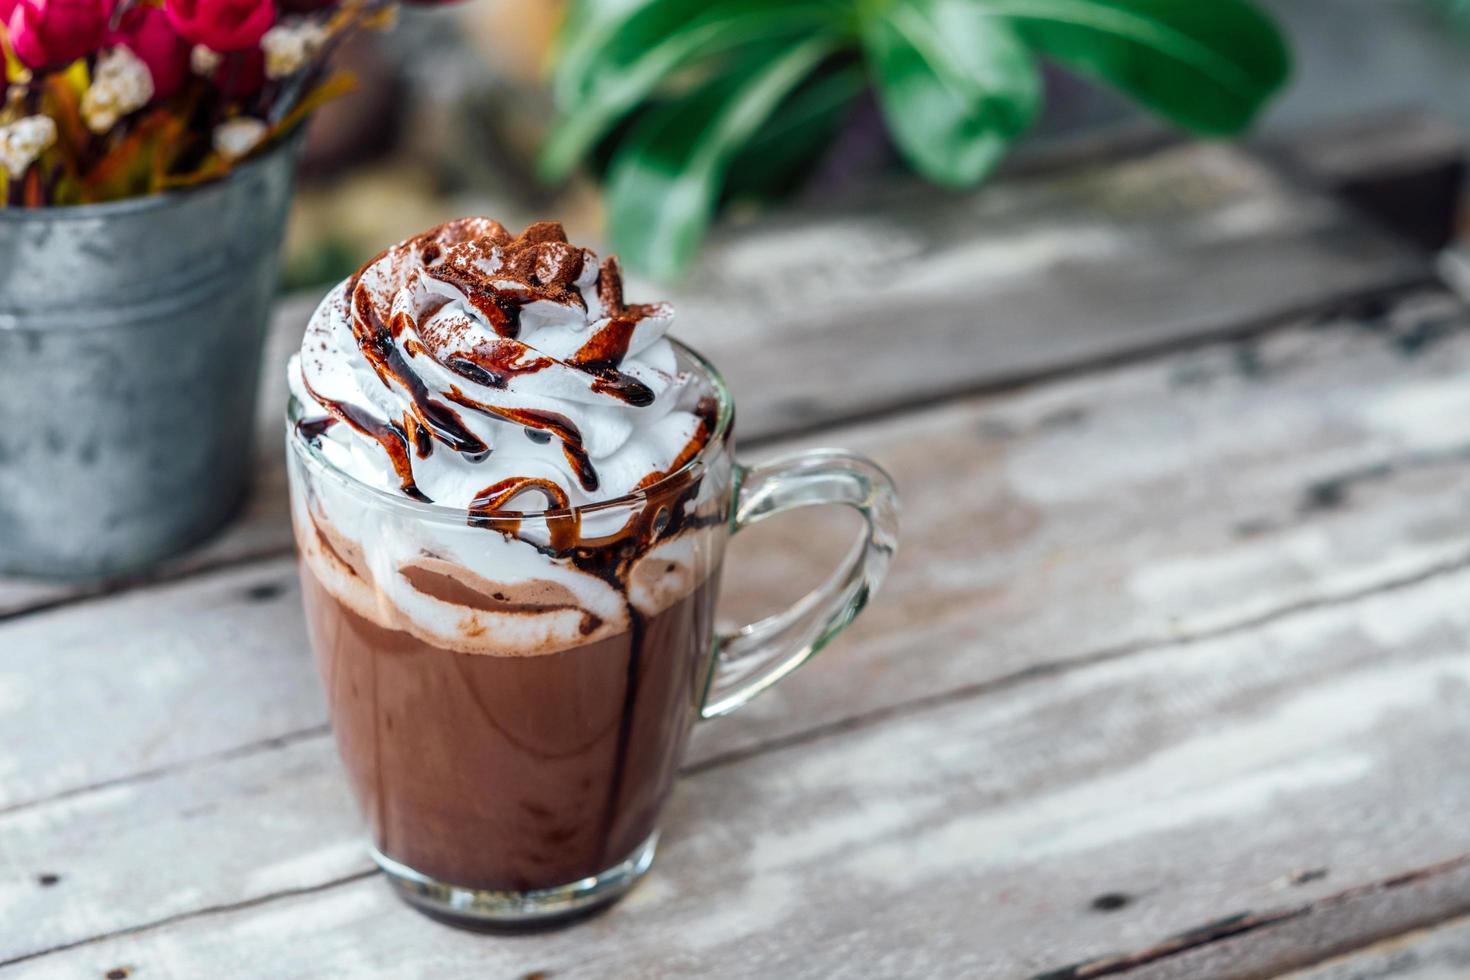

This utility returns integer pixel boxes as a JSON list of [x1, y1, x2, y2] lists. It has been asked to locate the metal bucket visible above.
[[0, 139, 299, 580]]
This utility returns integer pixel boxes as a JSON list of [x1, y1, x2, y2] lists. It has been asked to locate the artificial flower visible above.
[[81, 45, 154, 133], [7, 0, 114, 70], [0, 114, 56, 178], [164, 0, 273, 53], [213, 115, 266, 159], [0, 0, 430, 206], [189, 43, 222, 75], [260, 19, 326, 79], [111, 6, 191, 100]]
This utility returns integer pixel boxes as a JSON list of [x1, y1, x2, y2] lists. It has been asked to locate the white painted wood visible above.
[[0, 131, 1457, 976], [1120, 861, 1470, 980], [5, 563, 1470, 977], [662, 141, 1427, 438], [0, 737, 363, 965], [3, 291, 1469, 818], [1278, 915, 1470, 980], [0, 559, 319, 813], [0, 140, 1427, 622], [699, 289, 1470, 765]]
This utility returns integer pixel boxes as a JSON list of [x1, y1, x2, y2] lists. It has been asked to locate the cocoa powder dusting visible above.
[[314, 217, 719, 554]]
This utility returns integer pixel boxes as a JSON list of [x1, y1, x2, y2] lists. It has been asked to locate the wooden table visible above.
[[3, 119, 1469, 979]]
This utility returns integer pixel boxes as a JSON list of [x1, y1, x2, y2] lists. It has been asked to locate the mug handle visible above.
[[700, 448, 901, 720]]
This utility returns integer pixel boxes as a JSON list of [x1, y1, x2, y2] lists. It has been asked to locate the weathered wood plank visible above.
[[1278, 912, 1470, 979], [0, 737, 363, 966], [5, 562, 1470, 977], [3, 290, 1469, 812], [1258, 109, 1468, 252], [698, 288, 1470, 765], [0, 139, 1430, 621], [1106, 858, 1470, 980], [4, 293, 1470, 964], [0, 560, 318, 813], [663, 140, 1428, 439]]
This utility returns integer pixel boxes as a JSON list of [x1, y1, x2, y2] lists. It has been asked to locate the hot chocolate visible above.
[[287, 218, 729, 909], [286, 216, 901, 926], [300, 564, 719, 892]]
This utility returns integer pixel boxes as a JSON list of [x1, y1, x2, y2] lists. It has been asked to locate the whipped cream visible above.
[[290, 469, 719, 654], [288, 218, 710, 513], [287, 219, 729, 656]]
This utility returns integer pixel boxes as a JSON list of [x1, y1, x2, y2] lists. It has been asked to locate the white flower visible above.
[[213, 117, 269, 161], [0, 115, 57, 179], [81, 46, 156, 134], [191, 45, 223, 77], [261, 20, 328, 80]]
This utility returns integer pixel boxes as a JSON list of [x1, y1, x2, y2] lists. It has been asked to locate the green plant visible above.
[[1423, 0, 1470, 30], [539, 0, 1291, 279]]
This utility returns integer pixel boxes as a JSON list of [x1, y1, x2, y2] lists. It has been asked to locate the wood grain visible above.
[[4, 291, 1467, 813], [661, 140, 1428, 439], [1278, 912, 1470, 979], [0, 140, 1429, 622], [4, 292, 1470, 971], [0, 120, 1461, 979], [1103, 857, 1470, 980], [1258, 109, 1468, 251], [5, 561, 1470, 978], [0, 560, 318, 813]]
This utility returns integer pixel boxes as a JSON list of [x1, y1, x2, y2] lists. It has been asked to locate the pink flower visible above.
[[7, 0, 114, 70], [164, 0, 273, 53], [111, 6, 191, 99]]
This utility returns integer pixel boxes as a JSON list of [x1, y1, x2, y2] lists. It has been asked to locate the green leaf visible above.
[[979, 0, 1290, 135], [724, 63, 867, 201], [550, 0, 651, 104], [861, 0, 1041, 188], [605, 37, 838, 279], [540, 0, 846, 183]]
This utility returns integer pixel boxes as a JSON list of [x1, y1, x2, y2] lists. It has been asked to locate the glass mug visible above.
[[286, 342, 899, 926]]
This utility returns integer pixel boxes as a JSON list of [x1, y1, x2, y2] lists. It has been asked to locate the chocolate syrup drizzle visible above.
[[468, 477, 570, 527], [302, 376, 434, 502], [444, 388, 601, 494], [297, 225, 726, 865], [352, 287, 489, 457], [570, 396, 723, 861], [298, 219, 686, 509]]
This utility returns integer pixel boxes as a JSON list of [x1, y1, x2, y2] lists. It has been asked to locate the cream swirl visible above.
[[288, 218, 711, 512]]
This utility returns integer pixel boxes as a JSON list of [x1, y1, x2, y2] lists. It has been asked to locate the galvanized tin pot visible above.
[[0, 140, 299, 580]]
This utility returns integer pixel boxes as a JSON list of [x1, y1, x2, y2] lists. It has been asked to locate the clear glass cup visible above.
[[285, 342, 899, 927]]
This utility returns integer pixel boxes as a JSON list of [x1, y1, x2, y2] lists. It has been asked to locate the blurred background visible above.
[[10, 4, 1470, 972], [281, 0, 1470, 293]]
